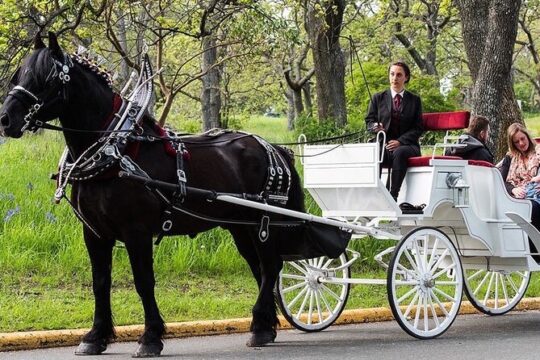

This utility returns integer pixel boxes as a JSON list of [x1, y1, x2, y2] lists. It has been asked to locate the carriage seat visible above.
[[407, 111, 472, 168], [408, 157, 494, 168]]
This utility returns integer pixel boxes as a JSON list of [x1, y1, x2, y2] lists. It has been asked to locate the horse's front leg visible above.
[[75, 227, 115, 355], [124, 231, 165, 358], [246, 232, 282, 347]]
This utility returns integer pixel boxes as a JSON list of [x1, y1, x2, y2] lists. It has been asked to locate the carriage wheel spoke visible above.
[[318, 288, 334, 315], [287, 284, 309, 308], [483, 272, 496, 305], [403, 291, 419, 319], [500, 274, 510, 306], [494, 273, 499, 309], [281, 273, 308, 281], [467, 269, 484, 282], [314, 289, 323, 323], [434, 281, 458, 285], [506, 275, 519, 294], [397, 286, 419, 304], [429, 248, 449, 273], [322, 258, 333, 270], [433, 263, 456, 280], [295, 288, 311, 320], [320, 283, 344, 303], [473, 272, 491, 296], [422, 235, 429, 273], [433, 286, 456, 302], [412, 239, 425, 273], [430, 288, 450, 318], [307, 290, 314, 325], [426, 238, 439, 271], [423, 291, 429, 331], [403, 248, 421, 274], [428, 292, 440, 327], [413, 293, 423, 330], [396, 263, 418, 279], [282, 280, 308, 294], [289, 261, 308, 275]]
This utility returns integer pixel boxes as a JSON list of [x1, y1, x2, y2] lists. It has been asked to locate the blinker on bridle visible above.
[[7, 53, 73, 133]]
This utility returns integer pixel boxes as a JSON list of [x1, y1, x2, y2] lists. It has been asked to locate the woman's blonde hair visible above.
[[507, 122, 536, 157]]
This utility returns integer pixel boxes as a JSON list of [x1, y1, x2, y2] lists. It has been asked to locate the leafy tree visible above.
[[456, 0, 523, 159]]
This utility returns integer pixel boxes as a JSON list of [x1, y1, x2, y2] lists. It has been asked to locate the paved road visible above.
[[4, 311, 540, 359]]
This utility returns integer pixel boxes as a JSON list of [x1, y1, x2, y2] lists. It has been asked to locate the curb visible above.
[[2, 297, 540, 352]]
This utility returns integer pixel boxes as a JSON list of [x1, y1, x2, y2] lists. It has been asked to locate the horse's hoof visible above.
[[246, 331, 276, 347], [75, 342, 107, 355], [132, 343, 163, 358]]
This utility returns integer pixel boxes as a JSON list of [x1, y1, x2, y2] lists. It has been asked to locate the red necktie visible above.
[[393, 94, 402, 111]]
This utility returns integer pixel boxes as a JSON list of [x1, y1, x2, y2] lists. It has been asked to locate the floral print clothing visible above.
[[506, 145, 540, 188]]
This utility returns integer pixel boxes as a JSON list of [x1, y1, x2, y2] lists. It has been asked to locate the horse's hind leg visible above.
[[75, 228, 115, 355], [123, 231, 165, 358]]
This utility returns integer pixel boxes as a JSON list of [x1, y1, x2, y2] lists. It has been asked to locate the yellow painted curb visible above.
[[2, 297, 540, 352]]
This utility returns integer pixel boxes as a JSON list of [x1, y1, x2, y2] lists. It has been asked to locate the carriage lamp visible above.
[[446, 173, 470, 208]]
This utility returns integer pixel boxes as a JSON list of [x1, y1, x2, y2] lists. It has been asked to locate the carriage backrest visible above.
[[407, 111, 474, 168], [422, 111, 470, 131]]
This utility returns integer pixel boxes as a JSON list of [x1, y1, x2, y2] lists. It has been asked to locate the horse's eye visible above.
[[9, 68, 21, 86]]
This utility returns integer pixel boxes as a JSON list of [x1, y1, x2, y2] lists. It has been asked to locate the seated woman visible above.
[[498, 123, 540, 251]]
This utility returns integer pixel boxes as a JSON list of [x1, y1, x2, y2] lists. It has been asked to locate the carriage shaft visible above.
[[216, 195, 401, 240]]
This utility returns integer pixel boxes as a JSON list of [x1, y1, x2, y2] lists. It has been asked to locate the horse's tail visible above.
[[275, 145, 305, 213]]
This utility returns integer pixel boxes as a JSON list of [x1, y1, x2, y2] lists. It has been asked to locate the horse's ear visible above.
[[48, 31, 62, 56], [34, 33, 45, 50]]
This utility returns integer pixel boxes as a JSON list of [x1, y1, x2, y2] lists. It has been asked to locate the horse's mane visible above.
[[18, 48, 113, 90], [71, 52, 113, 88]]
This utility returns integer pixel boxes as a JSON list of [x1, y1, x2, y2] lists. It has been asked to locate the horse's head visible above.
[[0, 32, 73, 138]]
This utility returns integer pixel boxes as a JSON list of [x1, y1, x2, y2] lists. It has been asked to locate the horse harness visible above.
[[154, 130, 293, 244], [21, 52, 294, 242]]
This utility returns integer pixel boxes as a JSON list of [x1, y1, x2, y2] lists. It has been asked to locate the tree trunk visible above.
[[285, 88, 295, 130], [158, 93, 174, 127], [456, 0, 522, 160], [115, 9, 130, 84], [293, 89, 304, 118], [201, 35, 222, 131], [305, 0, 347, 126], [303, 81, 313, 116]]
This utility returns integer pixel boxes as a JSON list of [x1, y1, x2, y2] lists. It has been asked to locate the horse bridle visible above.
[[7, 53, 73, 133]]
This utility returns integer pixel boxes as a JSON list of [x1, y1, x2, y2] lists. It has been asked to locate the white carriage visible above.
[[275, 112, 540, 339]]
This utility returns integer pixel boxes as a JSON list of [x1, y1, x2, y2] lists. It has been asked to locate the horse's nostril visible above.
[[0, 113, 9, 127]]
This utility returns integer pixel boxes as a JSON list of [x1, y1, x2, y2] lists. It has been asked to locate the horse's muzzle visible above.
[[0, 113, 7, 136]]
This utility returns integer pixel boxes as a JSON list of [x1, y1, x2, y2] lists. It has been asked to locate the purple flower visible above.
[[4, 206, 20, 222], [0, 193, 15, 201], [45, 212, 57, 223]]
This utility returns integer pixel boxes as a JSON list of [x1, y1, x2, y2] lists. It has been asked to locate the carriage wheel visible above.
[[387, 227, 463, 339], [463, 267, 530, 315], [277, 253, 350, 332]]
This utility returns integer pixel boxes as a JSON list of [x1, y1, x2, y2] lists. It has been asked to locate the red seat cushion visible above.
[[422, 111, 470, 131], [467, 159, 494, 167], [408, 156, 462, 167], [408, 156, 494, 168]]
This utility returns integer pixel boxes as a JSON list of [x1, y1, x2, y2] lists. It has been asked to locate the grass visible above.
[[1, 113, 540, 333], [526, 114, 540, 136]]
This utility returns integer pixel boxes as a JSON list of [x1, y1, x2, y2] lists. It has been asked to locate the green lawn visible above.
[[1, 113, 540, 333]]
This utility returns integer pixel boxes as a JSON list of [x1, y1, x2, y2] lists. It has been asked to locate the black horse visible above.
[[0, 33, 313, 357]]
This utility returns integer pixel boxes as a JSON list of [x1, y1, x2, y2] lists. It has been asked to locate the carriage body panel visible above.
[[303, 142, 535, 261]]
